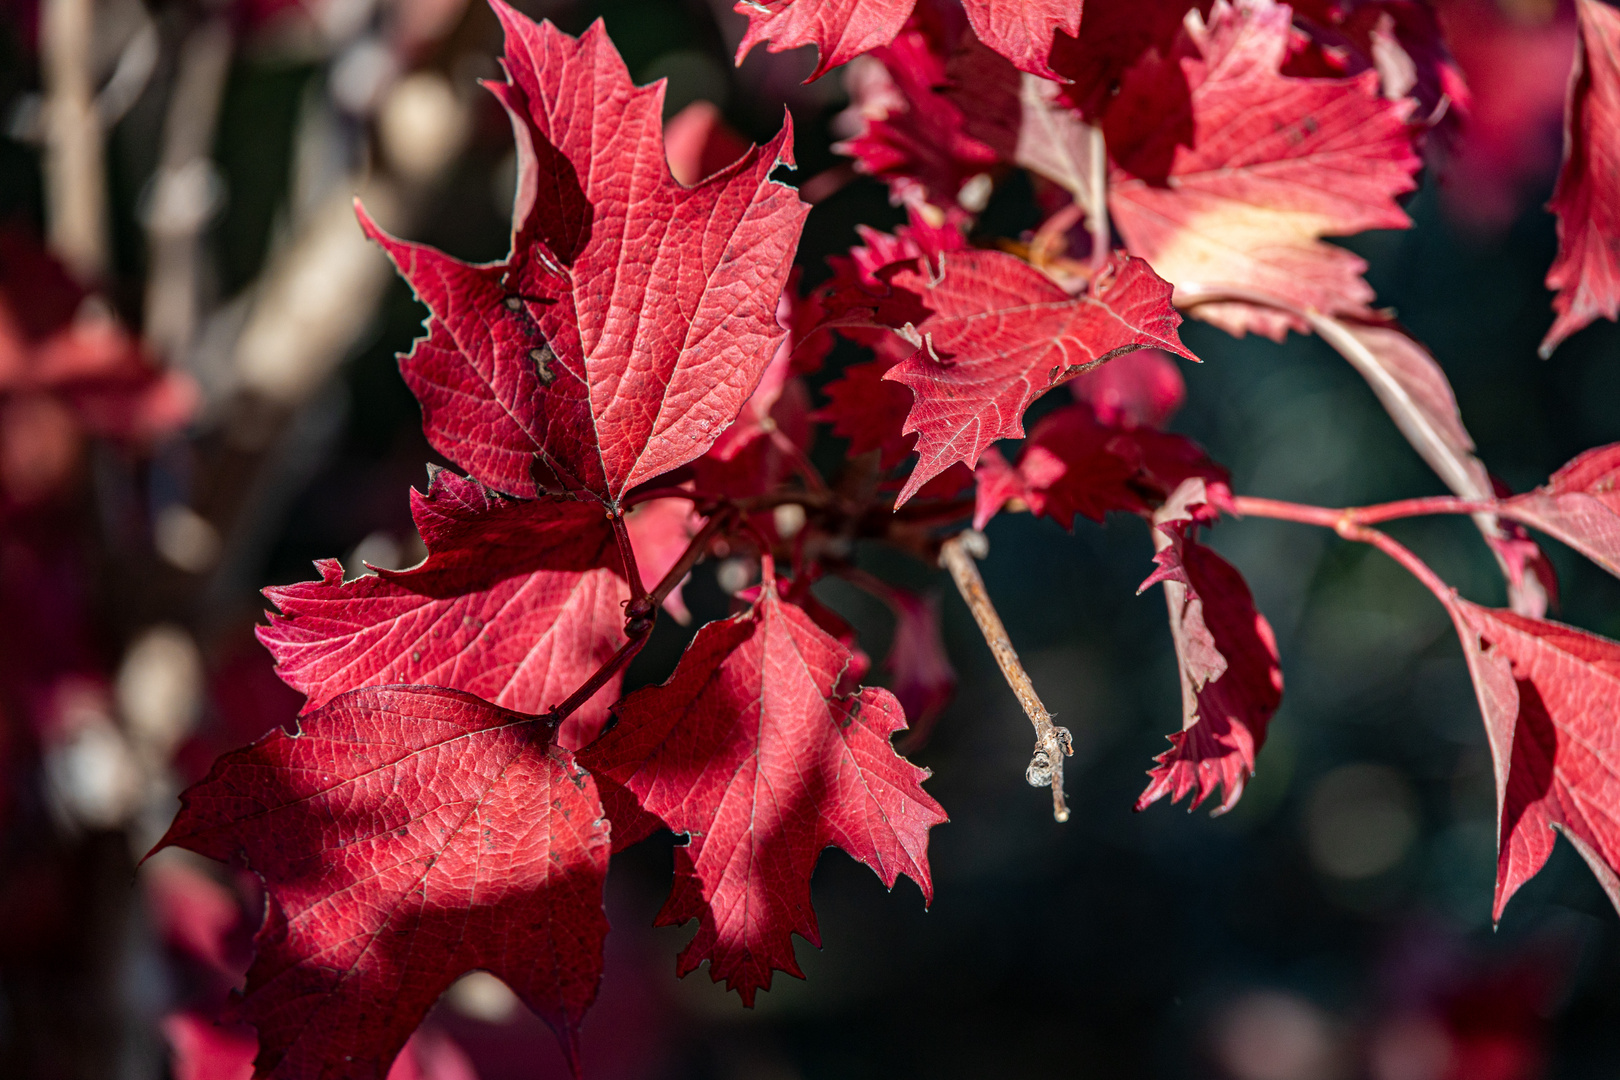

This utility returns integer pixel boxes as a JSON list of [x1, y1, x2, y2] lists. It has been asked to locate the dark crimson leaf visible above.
[[156, 686, 611, 1077], [259, 470, 628, 750], [578, 568, 944, 1004], [1137, 480, 1282, 814]]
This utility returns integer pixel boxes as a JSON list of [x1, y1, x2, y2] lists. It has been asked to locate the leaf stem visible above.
[[649, 511, 729, 608], [610, 511, 648, 603], [546, 635, 647, 731], [938, 530, 1072, 823]]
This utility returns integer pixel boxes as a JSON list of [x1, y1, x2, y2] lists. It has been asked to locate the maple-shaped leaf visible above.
[[1447, 602, 1620, 919], [1068, 348, 1186, 428], [1541, 0, 1620, 357], [156, 686, 612, 1078], [734, 0, 1078, 82], [735, 0, 916, 81], [1501, 444, 1620, 580], [1049, 0, 1209, 118], [259, 469, 628, 750], [363, 5, 808, 505], [577, 567, 945, 1004], [1106, 0, 1420, 340], [1137, 480, 1283, 814], [832, 5, 1001, 212], [974, 403, 1228, 530], [870, 249, 1194, 504]]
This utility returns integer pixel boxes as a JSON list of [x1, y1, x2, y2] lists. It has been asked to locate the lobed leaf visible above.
[[578, 572, 944, 1004], [363, 6, 808, 505], [156, 686, 611, 1078]]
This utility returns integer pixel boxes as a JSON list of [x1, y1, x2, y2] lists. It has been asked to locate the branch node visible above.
[[939, 530, 1071, 823]]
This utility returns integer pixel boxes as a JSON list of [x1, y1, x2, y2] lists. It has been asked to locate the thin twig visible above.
[[938, 530, 1072, 822], [546, 635, 647, 730], [769, 426, 830, 495], [648, 512, 729, 608]]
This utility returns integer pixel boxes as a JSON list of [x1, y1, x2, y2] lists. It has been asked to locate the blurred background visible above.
[[1, 0, 1619, 1077]]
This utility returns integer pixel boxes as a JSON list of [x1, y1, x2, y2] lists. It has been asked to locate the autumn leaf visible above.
[[833, 5, 1001, 212], [1447, 603, 1620, 920], [973, 403, 1226, 530], [362, 5, 808, 505], [881, 588, 958, 751], [259, 470, 629, 750], [1049, 0, 1210, 118], [1137, 480, 1282, 814], [1501, 444, 1620, 580], [1106, 0, 1421, 339], [734, 0, 1078, 82], [1068, 347, 1186, 428], [872, 249, 1194, 504], [156, 686, 612, 1078], [578, 566, 944, 1004], [1541, 0, 1620, 357]]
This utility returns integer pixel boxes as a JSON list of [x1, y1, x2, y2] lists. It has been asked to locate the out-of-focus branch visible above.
[[939, 530, 1072, 822], [143, 19, 233, 361], [41, 0, 108, 280]]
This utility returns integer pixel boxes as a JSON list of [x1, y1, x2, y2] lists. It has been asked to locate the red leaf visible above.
[[735, 0, 916, 82], [577, 568, 944, 1004], [1447, 603, 1620, 920], [663, 100, 749, 186], [1106, 0, 1420, 339], [817, 357, 917, 469], [1049, 0, 1210, 118], [258, 470, 628, 750], [833, 6, 1001, 212], [1502, 444, 1620, 580], [974, 403, 1227, 529], [734, 0, 1079, 82], [875, 249, 1194, 504], [157, 687, 611, 1077], [1137, 480, 1282, 814], [363, 7, 808, 504], [1068, 347, 1186, 428], [958, 0, 1081, 80], [882, 588, 957, 750], [163, 1015, 478, 1080], [1541, 0, 1620, 356]]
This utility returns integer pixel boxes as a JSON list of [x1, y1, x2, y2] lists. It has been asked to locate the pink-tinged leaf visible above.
[[875, 249, 1194, 504], [364, 8, 808, 504], [258, 469, 628, 750], [663, 100, 750, 186], [734, 0, 915, 81], [950, 39, 1097, 203], [1288, 0, 1469, 128], [1106, 0, 1421, 340], [882, 588, 957, 750], [1137, 480, 1282, 815], [958, 0, 1082, 80], [577, 570, 944, 1005], [1541, 0, 1620, 356], [833, 6, 1000, 212], [972, 445, 1029, 530], [1502, 444, 1620, 580], [1303, 312, 1551, 617], [1446, 603, 1620, 921], [163, 1016, 476, 1080], [1068, 348, 1186, 428], [156, 686, 611, 1077]]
